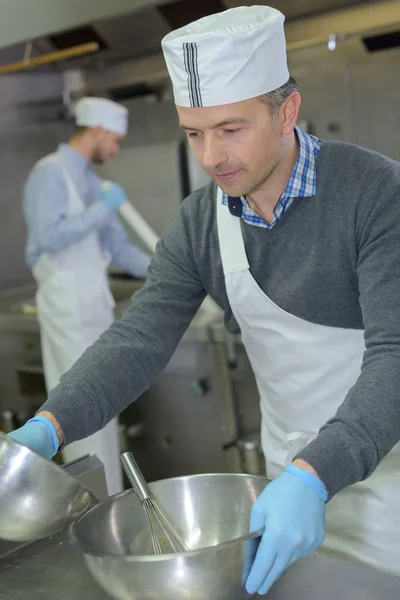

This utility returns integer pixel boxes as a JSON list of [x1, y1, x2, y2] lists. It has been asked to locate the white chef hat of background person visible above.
[[74, 97, 129, 136], [161, 5, 290, 108]]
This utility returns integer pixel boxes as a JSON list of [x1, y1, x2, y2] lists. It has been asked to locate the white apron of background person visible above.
[[32, 156, 122, 495], [216, 186, 400, 575]]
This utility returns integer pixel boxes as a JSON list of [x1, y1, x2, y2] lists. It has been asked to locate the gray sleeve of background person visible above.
[[297, 162, 400, 499], [39, 196, 207, 444]]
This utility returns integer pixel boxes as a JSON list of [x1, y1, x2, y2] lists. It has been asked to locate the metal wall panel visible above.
[[296, 67, 355, 142], [121, 340, 235, 481], [350, 48, 400, 161]]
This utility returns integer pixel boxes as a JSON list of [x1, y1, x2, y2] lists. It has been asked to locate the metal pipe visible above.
[[226, 332, 237, 369], [286, 25, 397, 53], [0, 42, 99, 75]]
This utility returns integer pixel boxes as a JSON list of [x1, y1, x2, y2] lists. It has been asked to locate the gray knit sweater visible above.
[[41, 139, 400, 498]]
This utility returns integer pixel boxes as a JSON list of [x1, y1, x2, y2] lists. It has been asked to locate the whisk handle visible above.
[[120, 452, 153, 503]]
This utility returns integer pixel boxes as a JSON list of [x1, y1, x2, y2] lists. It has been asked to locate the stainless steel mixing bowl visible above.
[[69, 472, 267, 600], [0, 433, 97, 542]]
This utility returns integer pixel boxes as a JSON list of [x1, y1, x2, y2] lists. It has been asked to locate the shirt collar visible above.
[[221, 127, 321, 230], [282, 126, 321, 200], [223, 126, 321, 206], [58, 143, 90, 174]]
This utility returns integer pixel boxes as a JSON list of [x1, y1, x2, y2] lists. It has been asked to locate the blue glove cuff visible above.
[[285, 464, 328, 502], [28, 417, 59, 456]]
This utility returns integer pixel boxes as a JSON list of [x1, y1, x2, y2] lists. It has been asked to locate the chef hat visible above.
[[74, 97, 129, 135], [161, 5, 290, 108]]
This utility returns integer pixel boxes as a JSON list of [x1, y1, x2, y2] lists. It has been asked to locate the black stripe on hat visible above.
[[183, 42, 202, 107]]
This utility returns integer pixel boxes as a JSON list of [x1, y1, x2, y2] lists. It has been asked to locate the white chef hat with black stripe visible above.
[[161, 5, 290, 108]]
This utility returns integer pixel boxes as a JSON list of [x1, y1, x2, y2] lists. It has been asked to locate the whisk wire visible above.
[[121, 452, 189, 555], [143, 498, 189, 554]]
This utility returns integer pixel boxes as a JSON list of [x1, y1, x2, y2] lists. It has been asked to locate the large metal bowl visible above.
[[69, 472, 267, 600], [0, 433, 97, 542]]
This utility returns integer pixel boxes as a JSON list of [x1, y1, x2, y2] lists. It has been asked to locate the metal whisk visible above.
[[120, 452, 189, 555]]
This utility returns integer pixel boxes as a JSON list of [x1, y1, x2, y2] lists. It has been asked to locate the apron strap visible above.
[[38, 155, 82, 202], [216, 186, 250, 274]]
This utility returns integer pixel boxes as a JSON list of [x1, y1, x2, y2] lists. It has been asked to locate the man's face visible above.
[[92, 130, 123, 165], [178, 97, 290, 198]]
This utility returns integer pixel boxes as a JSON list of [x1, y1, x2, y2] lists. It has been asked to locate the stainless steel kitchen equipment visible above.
[[4, 529, 400, 600], [0, 281, 267, 483], [237, 437, 263, 476], [120, 451, 189, 554], [0, 433, 97, 542], [2, 454, 400, 600], [69, 472, 266, 600]]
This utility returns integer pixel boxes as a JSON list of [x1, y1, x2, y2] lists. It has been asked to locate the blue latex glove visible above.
[[245, 464, 328, 596], [8, 417, 59, 460], [99, 182, 127, 213]]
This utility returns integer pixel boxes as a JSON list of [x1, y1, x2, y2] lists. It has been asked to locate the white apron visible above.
[[216, 187, 400, 575], [32, 156, 123, 496]]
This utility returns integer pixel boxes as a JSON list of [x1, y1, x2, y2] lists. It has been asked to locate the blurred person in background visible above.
[[22, 97, 151, 494]]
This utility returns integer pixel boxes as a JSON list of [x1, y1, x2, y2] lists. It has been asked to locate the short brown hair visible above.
[[74, 125, 90, 135], [258, 76, 298, 116]]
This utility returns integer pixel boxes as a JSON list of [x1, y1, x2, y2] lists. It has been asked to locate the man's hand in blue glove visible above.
[[99, 182, 127, 213], [246, 462, 328, 596], [8, 416, 59, 460]]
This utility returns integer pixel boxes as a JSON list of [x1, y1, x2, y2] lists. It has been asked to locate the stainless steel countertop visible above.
[[1, 455, 399, 600], [0, 530, 110, 600], [0, 282, 221, 342], [1, 529, 400, 599]]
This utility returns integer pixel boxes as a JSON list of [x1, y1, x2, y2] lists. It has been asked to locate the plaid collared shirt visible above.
[[222, 126, 321, 229]]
